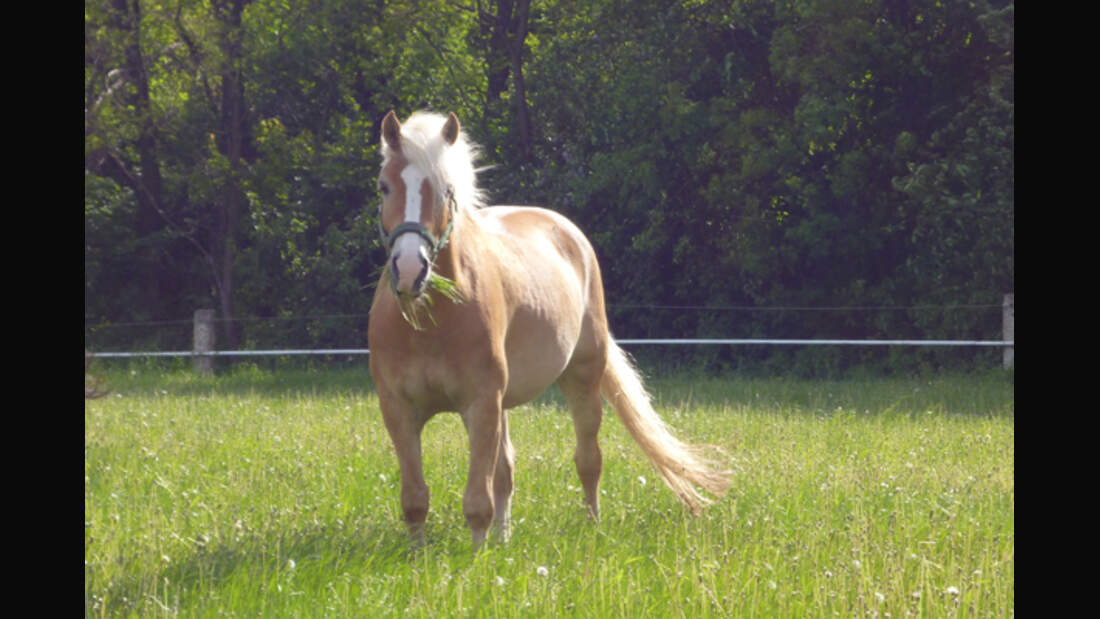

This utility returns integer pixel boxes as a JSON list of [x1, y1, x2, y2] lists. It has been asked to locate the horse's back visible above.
[[475, 205, 600, 295], [477, 206, 589, 248]]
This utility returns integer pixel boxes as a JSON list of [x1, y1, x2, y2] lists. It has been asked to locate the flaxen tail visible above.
[[600, 342, 732, 514]]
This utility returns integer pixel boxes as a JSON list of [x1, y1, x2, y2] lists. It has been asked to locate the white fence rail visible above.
[[87, 339, 1013, 359]]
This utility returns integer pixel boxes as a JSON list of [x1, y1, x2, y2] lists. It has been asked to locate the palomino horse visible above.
[[368, 110, 731, 550]]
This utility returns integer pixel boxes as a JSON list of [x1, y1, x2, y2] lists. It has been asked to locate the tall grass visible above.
[[85, 364, 1013, 617]]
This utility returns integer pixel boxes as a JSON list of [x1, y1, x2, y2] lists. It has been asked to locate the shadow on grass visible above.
[[95, 360, 379, 398], [92, 359, 1013, 417], [637, 370, 1014, 417], [93, 515, 416, 616]]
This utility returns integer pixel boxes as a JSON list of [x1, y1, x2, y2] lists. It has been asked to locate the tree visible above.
[[208, 0, 254, 350], [86, 0, 167, 319], [86, 0, 258, 348], [85, 0, 1013, 374], [475, 0, 533, 160]]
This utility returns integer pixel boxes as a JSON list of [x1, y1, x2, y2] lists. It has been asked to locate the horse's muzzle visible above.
[[390, 242, 431, 297]]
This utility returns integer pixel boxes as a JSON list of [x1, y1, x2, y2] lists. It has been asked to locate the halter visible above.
[[379, 184, 458, 289]]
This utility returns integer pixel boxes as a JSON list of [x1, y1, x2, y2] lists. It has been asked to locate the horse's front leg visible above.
[[462, 392, 504, 551], [379, 395, 430, 547]]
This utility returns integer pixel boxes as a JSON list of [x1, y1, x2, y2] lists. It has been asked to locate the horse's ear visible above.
[[382, 110, 402, 151], [442, 113, 460, 145]]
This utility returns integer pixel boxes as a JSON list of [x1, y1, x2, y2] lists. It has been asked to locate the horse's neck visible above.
[[439, 207, 503, 284], [434, 208, 477, 280]]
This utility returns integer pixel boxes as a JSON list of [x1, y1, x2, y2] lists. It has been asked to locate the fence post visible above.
[[1002, 294, 1013, 369], [194, 309, 216, 376]]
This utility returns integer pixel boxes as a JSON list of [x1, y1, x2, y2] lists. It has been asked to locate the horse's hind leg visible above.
[[559, 363, 604, 520], [493, 411, 515, 541]]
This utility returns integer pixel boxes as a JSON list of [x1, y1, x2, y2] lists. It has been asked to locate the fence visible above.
[[86, 295, 1014, 374]]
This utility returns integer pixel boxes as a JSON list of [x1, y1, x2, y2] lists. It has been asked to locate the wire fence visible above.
[[85, 300, 1013, 358], [86, 339, 1012, 360]]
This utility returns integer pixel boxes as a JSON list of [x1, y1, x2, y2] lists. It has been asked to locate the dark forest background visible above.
[[85, 0, 1013, 375]]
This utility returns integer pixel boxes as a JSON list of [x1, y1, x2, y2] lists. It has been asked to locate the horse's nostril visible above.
[[412, 254, 430, 292]]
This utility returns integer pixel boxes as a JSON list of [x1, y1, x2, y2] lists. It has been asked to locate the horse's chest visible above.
[[383, 345, 492, 412]]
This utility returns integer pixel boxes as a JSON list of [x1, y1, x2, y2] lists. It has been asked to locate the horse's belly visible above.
[[479, 205, 595, 408], [501, 309, 578, 408]]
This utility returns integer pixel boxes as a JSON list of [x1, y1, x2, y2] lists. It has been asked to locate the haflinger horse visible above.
[[368, 110, 731, 550]]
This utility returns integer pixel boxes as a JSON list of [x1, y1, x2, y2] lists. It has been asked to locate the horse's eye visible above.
[[379, 182, 390, 196]]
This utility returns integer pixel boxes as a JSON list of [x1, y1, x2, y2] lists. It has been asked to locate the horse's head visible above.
[[377, 110, 463, 298]]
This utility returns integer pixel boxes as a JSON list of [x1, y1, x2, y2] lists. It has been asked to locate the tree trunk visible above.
[[479, 0, 533, 161], [109, 0, 166, 316], [483, 0, 514, 104], [210, 0, 254, 350], [509, 0, 532, 160]]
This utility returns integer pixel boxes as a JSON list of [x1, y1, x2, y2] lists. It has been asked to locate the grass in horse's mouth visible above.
[[395, 273, 465, 331]]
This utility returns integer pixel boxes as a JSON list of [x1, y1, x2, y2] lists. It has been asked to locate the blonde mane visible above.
[[380, 111, 487, 212]]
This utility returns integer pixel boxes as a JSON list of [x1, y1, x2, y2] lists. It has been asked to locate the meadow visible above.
[[85, 364, 1013, 617]]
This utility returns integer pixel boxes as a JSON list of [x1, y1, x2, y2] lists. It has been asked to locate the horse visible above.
[[368, 110, 731, 550]]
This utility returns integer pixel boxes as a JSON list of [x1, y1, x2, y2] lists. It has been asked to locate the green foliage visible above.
[[86, 0, 1014, 372]]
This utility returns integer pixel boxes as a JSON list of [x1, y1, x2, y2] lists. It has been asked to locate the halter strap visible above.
[[378, 185, 457, 261]]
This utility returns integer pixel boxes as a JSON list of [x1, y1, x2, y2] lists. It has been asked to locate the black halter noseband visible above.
[[379, 185, 457, 291]]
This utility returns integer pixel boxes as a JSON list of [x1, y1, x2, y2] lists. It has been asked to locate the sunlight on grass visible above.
[[86, 366, 1012, 616]]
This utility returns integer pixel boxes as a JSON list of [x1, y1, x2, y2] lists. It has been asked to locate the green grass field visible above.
[[85, 364, 1013, 617]]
